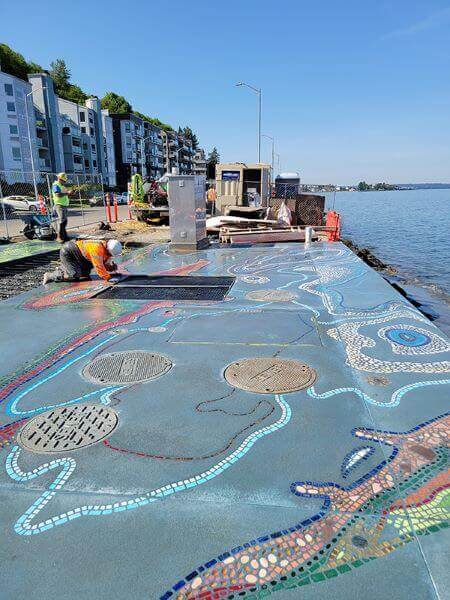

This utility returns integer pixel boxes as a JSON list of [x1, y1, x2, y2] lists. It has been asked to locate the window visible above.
[[74, 156, 82, 164], [81, 126, 86, 133], [9, 125, 18, 135], [127, 152, 132, 161], [80, 112, 85, 122], [93, 160, 97, 168], [62, 126, 70, 134], [12, 147, 21, 161], [90, 127, 94, 136], [84, 159, 90, 167], [91, 143, 96, 152], [6, 102, 15, 112], [4, 83, 13, 96]]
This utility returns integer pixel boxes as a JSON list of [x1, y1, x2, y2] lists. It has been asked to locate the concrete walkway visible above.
[[0, 242, 448, 599]]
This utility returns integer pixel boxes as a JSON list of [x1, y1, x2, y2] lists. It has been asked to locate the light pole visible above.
[[235, 82, 262, 163], [262, 134, 274, 180], [25, 84, 46, 200]]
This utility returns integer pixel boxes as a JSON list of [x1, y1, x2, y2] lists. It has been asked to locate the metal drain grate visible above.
[[83, 350, 172, 384], [91, 274, 236, 302], [93, 286, 231, 301], [114, 275, 236, 287], [17, 403, 118, 453], [245, 290, 297, 302], [224, 357, 317, 394]]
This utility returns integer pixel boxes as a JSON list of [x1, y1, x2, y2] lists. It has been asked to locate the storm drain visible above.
[[224, 357, 317, 394], [92, 275, 235, 302], [17, 403, 118, 454], [245, 290, 297, 302], [83, 350, 172, 385]]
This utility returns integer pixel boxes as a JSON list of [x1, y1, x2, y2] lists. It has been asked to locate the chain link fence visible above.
[[0, 170, 107, 240]]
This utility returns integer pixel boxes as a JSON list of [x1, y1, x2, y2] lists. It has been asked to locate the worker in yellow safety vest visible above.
[[130, 173, 144, 204], [51, 172, 71, 242]]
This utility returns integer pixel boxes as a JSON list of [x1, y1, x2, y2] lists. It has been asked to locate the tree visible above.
[[49, 59, 88, 104], [49, 59, 71, 90], [182, 126, 199, 150], [358, 181, 369, 191], [207, 147, 220, 179], [0, 44, 44, 80], [101, 92, 132, 114], [133, 111, 173, 132]]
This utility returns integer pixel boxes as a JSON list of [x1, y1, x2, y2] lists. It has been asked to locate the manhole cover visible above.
[[245, 290, 297, 302], [224, 358, 317, 394], [83, 350, 172, 385], [17, 403, 118, 454]]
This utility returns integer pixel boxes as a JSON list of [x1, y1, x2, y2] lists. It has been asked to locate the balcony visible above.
[[72, 145, 83, 155], [74, 162, 84, 172], [39, 159, 51, 171]]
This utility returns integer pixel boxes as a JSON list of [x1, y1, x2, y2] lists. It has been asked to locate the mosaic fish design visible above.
[[162, 413, 449, 599]]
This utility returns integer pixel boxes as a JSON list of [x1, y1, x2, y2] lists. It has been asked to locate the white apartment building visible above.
[[0, 69, 39, 177]]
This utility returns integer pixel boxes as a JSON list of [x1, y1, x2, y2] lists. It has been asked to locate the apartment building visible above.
[[111, 114, 197, 188], [56, 97, 116, 186], [111, 113, 144, 189], [1, 66, 201, 190], [193, 148, 207, 177], [0, 69, 40, 177], [178, 135, 194, 174], [28, 73, 65, 175], [143, 121, 165, 179]]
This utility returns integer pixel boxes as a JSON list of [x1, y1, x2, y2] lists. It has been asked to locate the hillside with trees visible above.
[[0, 43, 203, 143]]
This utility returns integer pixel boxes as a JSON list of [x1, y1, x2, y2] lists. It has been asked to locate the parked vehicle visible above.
[[116, 193, 128, 205], [1, 195, 40, 213], [88, 195, 104, 207]]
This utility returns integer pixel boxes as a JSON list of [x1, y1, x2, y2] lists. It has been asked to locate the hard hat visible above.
[[57, 172, 68, 182], [106, 239, 122, 256]]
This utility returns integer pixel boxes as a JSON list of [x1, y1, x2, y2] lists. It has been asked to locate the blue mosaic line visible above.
[[307, 379, 450, 408], [6, 394, 291, 535]]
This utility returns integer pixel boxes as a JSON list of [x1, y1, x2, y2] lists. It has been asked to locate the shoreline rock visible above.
[[343, 238, 437, 322]]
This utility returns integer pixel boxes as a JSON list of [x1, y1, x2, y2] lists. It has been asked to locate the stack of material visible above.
[[269, 193, 325, 226], [219, 225, 319, 244], [207, 216, 278, 233]]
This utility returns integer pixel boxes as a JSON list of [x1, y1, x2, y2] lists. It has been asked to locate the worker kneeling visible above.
[[43, 239, 122, 284]]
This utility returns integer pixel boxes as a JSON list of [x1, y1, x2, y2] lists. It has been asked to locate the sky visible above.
[[1, 0, 450, 184]]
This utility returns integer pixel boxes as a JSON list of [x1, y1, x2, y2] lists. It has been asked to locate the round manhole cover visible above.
[[245, 290, 297, 302], [83, 350, 172, 385], [224, 358, 317, 394], [17, 403, 118, 454]]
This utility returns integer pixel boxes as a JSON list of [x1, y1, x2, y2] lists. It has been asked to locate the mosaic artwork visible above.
[[0, 240, 59, 265], [163, 413, 449, 599], [0, 243, 448, 599]]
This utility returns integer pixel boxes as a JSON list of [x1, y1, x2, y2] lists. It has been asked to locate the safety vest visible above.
[[52, 180, 69, 206], [130, 173, 144, 203]]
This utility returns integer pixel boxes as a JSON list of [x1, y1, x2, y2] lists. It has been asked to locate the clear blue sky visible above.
[[2, 0, 450, 184]]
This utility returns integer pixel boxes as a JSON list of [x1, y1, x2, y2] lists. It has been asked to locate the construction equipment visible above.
[[20, 213, 56, 240]]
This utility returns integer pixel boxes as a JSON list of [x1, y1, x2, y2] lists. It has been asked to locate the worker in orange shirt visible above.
[[43, 239, 123, 284], [206, 185, 217, 215]]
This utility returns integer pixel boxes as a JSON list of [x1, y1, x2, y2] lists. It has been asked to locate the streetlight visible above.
[[25, 83, 46, 200], [235, 82, 262, 163], [262, 134, 274, 180]]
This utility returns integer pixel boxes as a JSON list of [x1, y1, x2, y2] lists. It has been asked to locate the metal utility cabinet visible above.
[[167, 174, 208, 251]]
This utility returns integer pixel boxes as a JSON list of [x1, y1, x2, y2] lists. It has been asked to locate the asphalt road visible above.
[[0, 204, 130, 238]]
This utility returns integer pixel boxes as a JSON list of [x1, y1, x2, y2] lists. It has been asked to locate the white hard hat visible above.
[[106, 239, 122, 256]]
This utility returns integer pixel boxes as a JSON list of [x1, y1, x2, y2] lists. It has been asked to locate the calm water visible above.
[[323, 189, 450, 331]]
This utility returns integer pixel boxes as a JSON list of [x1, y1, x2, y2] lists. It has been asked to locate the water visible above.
[[324, 189, 450, 333]]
